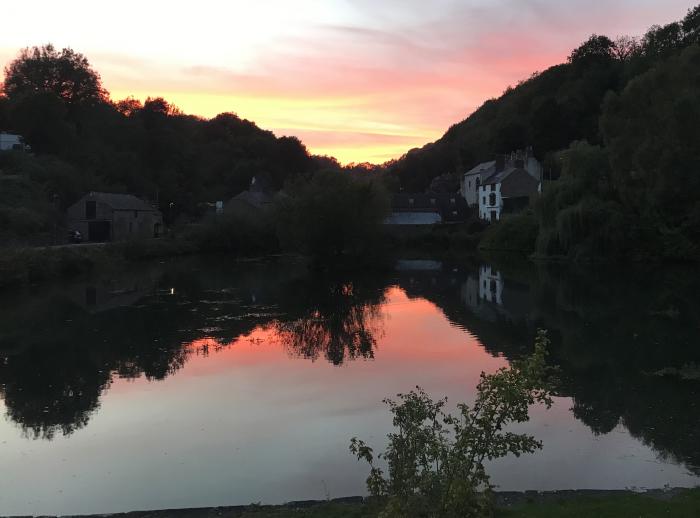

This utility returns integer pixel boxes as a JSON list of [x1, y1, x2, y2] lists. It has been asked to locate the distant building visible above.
[[225, 175, 279, 214], [66, 192, 163, 242], [0, 133, 29, 152], [478, 161, 540, 222], [461, 148, 542, 210], [385, 193, 470, 225]]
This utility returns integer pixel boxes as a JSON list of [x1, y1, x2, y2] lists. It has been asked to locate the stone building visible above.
[[66, 192, 163, 242]]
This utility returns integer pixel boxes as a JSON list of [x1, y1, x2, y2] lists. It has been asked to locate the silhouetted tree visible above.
[[2, 44, 107, 106], [568, 34, 616, 64]]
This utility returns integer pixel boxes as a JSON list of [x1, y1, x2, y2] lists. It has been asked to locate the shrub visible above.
[[479, 212, 539, 253], [184, 206, 278, 255], [350, 331, 554, 518]]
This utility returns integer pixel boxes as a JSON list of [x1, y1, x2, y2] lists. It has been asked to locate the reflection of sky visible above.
[[0, 1, 695, 163], [0, 287, 697, 515]]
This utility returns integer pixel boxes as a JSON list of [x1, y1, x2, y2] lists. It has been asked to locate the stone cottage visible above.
[[66, 192, 163, 242]]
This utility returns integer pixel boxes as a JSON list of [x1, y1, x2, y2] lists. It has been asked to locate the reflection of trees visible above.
[[0, 350, 111, 440], [393, 259, 700, 475], [274, 280, 386, 365], [0, 260, 390, 439]]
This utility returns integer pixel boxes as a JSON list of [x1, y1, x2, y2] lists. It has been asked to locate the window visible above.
[[450, 198, 455, 204], [430, 198, 436, 205], [409, 198, 414, 205], [476, 177, 481, 188], [85, 286, 96, 306], [489, 193, 496, 206], [482, 196, 486, 205], [134, 210, 138, 219], [85, 201, 96, 220]]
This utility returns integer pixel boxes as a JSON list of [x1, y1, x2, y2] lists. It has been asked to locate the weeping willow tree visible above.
[[534, 141, 627, 259]]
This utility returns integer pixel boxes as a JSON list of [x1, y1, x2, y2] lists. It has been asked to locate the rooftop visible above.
[[84, 192, 158, 211]]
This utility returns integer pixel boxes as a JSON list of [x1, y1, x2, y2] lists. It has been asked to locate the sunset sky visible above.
[[0, 1, 695, 163]]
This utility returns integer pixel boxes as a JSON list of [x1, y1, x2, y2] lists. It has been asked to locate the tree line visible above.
[[0, 44, 350, 243]]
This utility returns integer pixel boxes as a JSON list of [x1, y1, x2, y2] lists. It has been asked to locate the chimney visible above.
[[495, 155, 506, 172]]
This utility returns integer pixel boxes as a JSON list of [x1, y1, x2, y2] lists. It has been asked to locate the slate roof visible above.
[[480, 167, 539, 197], [391, 193, 471, 222], [464, 160, 496, 177], [229, 190, 275, 210], [499, 169, 540, 198], [84, 192, 158, 211], [482, 166, 518, 186]]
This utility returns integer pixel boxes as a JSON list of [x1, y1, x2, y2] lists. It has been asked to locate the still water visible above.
[[0, 256, 698, 515]]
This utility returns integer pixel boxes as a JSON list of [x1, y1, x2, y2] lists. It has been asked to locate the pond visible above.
[[0, 256, 698, 515]]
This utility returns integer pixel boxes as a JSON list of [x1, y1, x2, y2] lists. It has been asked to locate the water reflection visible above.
[[1, 255, 699, 476], [273, 278, 386, 365]]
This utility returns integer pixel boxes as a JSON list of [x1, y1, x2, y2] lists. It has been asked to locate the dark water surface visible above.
[[1, 256, 699, 515]]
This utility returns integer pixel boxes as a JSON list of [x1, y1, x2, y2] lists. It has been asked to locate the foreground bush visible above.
[[350, 331, 554, 518]]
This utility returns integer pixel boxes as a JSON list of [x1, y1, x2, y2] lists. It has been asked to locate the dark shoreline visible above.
[[6, 488, 695, 518]]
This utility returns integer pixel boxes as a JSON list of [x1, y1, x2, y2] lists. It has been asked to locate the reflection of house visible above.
[[385, 193, 470, 225], [0, 132, 28, 152], [479, 266, 503, 305], [66, 192, 163, 242], [461, 149, 542, 222], [461, 264, 534, 327], [67, 278, 155, 313]]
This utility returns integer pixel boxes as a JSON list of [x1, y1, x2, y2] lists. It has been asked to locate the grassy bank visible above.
[[58, 489, 699, 518], [235, 490, 700, 518], [0, 237, 200, 289], [498, 488, 700, 517]]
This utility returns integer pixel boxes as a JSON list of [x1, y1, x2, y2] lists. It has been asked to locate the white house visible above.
[[460, 160, 496, 207], [478, 165, 540, 222], [0, 133, 27, 152], [462, 149, 542, 222]]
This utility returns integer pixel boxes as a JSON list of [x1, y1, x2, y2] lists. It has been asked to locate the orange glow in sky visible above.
[[0, 1, 695, 164]]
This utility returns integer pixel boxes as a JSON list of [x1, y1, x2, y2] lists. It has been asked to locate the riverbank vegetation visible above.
[[350, 331, 554, 517], [230, 488, 700, 517], [67, 488, 700, 517]]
